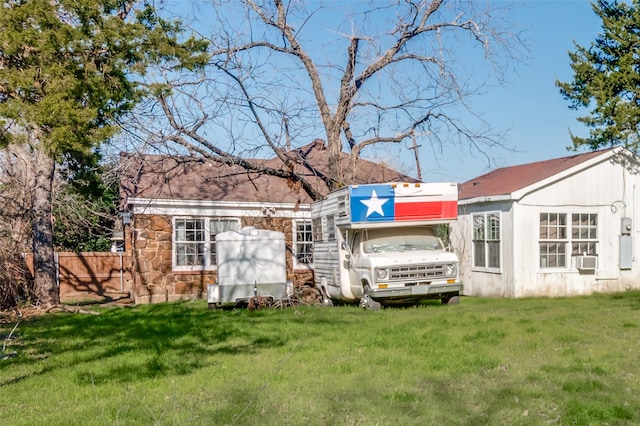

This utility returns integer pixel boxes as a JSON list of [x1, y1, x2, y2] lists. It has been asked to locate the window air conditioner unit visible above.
[[576, 255, 597, 271]]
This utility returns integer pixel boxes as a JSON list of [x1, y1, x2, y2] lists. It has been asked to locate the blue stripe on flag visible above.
[[349, 185, 395, 223]]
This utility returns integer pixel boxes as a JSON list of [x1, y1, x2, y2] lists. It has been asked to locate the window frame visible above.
[[539, 212, 568, 269], [326, 215, 336, 241], [571, 213, 598, 257], [538, 212, 598, 270], [293, 218, 314, 269], [471, 211, 501, 271], [173, 217, 206, 270], [312, 216, 323, 242], [172, 217, 240, 271]]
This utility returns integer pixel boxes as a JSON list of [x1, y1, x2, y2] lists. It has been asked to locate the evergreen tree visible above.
[[0, 0, 207, 306], [557, 0, 640, 151]]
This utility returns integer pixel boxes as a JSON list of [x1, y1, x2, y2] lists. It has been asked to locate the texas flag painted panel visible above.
[[349, 183, 457, 223]]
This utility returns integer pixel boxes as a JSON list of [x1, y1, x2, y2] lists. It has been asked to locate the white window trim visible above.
[[172, 217, 240, 272], [471, 211, 502, 272], [537, 211, 599, 271], [538, 212, 568, 270], [570, 213, 598, 258], [293, 218, 314, 269]]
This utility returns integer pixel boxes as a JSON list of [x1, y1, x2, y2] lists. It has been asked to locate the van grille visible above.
[[390, 264, 448, 281]]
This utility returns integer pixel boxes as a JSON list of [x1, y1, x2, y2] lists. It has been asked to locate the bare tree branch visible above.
[[123, 0, 525, 198]]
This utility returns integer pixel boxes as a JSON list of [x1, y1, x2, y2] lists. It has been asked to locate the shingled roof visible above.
[[459, 148, 616, 201], [120, 139, 415, 206]]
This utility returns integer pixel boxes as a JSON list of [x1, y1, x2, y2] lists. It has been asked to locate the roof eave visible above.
[[124, 197, 309, 211], [458, 194, 514, 205]]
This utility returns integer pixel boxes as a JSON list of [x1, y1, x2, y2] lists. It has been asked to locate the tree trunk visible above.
[[326, 131, 343, 191], [32, 152, 58, 306]]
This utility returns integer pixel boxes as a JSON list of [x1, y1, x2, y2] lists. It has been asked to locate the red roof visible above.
[[119, 139, 415, 205], [459, 149, 614, 200]]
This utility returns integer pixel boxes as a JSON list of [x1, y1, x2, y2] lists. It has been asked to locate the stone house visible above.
[[119, 139, 413, 303]]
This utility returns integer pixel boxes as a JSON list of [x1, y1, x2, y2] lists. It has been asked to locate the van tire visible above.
[[360, 285, 381, 310], [322, 289, 334, 306], [442, 295, 460, 305]]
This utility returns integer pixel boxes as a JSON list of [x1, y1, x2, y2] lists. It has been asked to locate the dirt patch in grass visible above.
[[0, 306, 46, 324]]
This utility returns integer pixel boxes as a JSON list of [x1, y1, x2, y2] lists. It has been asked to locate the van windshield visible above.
[[361, 228, 444, 253]]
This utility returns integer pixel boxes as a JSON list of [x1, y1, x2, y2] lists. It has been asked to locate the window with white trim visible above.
[[174, 218, 205, 267], [294, 219, 313, 266], [472, 212, 501, 269], [539, 213, 567, 268], [571, 213, 598, 256], [173, 217, 240, 270], [539, 212, 598, 268]]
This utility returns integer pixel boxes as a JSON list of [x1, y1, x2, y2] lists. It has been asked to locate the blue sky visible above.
[[417, 0, 603, 183], [154, 1, 604, 185]]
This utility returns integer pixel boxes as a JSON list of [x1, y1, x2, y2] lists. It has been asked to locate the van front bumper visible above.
[[369, 282, 462, 301]]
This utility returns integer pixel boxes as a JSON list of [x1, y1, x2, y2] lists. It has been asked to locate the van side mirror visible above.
[[341, 240, 348, 251]]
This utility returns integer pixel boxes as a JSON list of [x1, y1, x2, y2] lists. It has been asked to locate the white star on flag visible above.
[[361, 190, 388, 217]]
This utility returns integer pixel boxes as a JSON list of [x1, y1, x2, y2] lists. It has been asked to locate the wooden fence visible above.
[[25, 252, 132, 301]]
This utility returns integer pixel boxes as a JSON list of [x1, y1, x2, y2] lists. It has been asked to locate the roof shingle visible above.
[[120, 140, 415, 205], [459, 149, 613, 200]]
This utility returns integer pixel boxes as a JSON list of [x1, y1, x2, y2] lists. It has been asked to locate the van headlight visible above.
[[376, 268, 388, 280], [445, 264, 457, 277]]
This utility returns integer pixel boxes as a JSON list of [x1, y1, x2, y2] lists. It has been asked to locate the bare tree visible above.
[[0, 144, 35, 254], [0, 143, 120, 308], [123, 0, 523, 199], [0, 144, 37, 308]]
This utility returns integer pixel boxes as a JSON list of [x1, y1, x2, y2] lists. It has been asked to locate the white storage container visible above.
[[208, 227, 288, 306]]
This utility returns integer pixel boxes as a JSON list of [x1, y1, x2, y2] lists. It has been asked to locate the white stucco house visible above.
[[451, 147, 640, 298]]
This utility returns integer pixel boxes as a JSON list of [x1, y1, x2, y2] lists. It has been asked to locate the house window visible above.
[[539, 213, 567, 268], [472, 212, 501, 269], [294, 219, 313, 266], [539, 212, 597, 269], [174, 218, 205, 267], [571, 213, 598, 256], [173, 217, 240, 270]]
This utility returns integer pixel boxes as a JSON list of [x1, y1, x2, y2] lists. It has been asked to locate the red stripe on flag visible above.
[[394, 200, 458, 221]]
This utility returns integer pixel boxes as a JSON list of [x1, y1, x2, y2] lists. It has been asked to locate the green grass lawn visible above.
[[2, 292, 640, 425]]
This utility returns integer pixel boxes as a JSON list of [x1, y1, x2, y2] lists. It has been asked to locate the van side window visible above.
[[327, 215, 336, 241], [312, 217, 323, 242], [351, 231, 361, 255]]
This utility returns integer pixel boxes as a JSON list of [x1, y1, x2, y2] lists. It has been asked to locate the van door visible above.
[[348, 230, 365, 298]]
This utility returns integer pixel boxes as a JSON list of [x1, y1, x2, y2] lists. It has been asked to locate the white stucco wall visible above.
[[453, 201, 514, 297]]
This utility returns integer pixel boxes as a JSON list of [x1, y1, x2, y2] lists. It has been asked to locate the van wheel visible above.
[[360, 285, 381, 310], [319, 288, 334, 306], [442, 295, 460, 305]]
